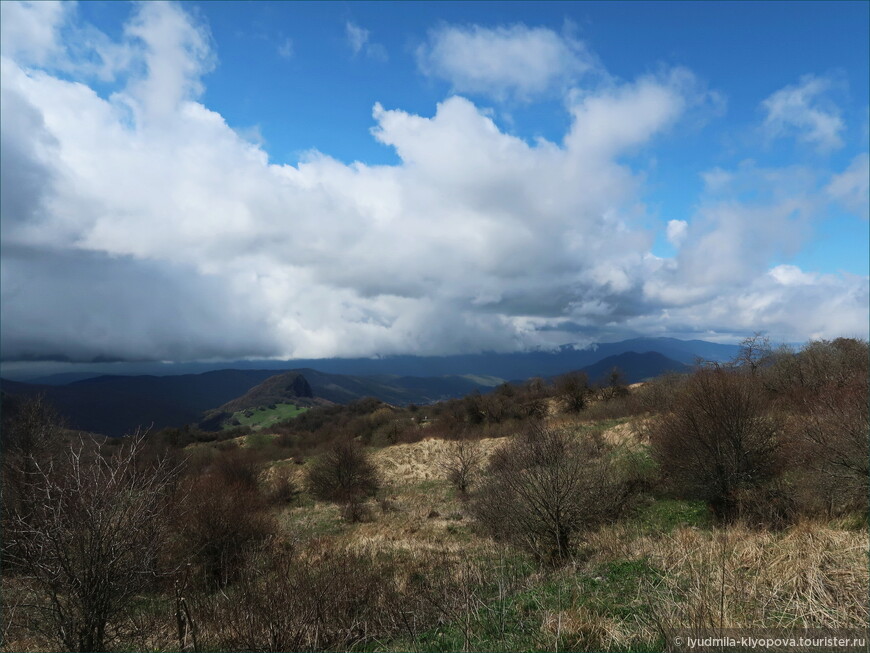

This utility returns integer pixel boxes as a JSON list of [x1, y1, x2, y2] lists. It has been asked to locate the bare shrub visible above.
[[795, 376, 869, 513], [438, 436, 484, 496], [197, 543, 405, 651], [4, 433, 179, 652], [597, 367, 630, 402], [307, 439, 380, 505], [634, 372, 688, 415], [266, 467, 300, 505], [1, 395, 65, 558], [177, 470, 274, 588], [473, 423, 639, 563], [555, 371, 591, 412], [649, 369, 782, 521]]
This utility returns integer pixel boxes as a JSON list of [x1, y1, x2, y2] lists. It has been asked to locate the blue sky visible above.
[[0, 0, 868, 365]]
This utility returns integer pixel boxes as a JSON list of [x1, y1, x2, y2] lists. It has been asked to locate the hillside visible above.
[[219, 372, 315, 413], [0, 368, 496, 437], [580, 351, 688, 384]]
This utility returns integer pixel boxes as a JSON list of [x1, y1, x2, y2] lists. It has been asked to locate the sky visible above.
[[1, 0, 868, 368]]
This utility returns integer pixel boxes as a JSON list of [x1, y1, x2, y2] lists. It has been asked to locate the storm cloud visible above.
[[1, 2, 867, 363]]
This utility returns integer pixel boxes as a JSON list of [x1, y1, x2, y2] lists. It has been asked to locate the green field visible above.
[[225, 402, 307, 430]]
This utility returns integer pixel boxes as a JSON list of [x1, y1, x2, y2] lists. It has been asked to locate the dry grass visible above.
[[555, 519, 870, 649]]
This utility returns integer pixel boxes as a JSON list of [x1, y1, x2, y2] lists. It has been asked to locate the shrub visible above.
[[177, 469, 274, 588], [438, 437, 484, 496], [4, 433, 179, 652], [649, 369, 783, 522], [555, 371, 591, 412], [307, 439, 380, 505], [472, 424, 639, 563], [794, 376, 868, 513]]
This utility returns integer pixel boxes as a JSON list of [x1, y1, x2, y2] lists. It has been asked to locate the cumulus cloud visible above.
[[1, 3, 867, 363], [761, 74, 845, 151], [0, 0, 69, 66], [666, 220, 688, 247], [417, 24, 596, 101]]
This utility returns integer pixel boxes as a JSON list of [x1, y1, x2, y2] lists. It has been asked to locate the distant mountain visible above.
[[0, 337, 737, 436], [580, 351, 689, 384], [10, 337, 740, 384], [218, 371, 314, 413], [0, 368, 495, 437]]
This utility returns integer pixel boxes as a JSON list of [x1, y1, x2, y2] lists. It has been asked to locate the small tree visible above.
[[4, 433, 180, 652], [733, 332, 773, 375], [438, 437, 484, 497], [598, 367, 629, 402], [472, 424, 636, 563], [649, 369, 782, 521], [307, 440, 380, 517]]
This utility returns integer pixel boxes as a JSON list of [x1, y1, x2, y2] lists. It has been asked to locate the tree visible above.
[[649, 369, 782, 521], [2, 395, 64, 533], [599, 367, 629, 402], [472, 424, 636, 563], [733, 332, 773, 375], [4, 433, 180, 652]]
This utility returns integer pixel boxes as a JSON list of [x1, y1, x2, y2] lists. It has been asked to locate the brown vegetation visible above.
[[2, 336, 867, 652]]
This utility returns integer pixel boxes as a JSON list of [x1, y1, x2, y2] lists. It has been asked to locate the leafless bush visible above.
[[649, 369, 783, 521], [438, 436, 484, 496], [177, 470, 275, 588], [555, 371, 591, 412], [473, 423, 639, 563], [4, 433, 179, 652], [196, 543, 406, 651], [266, 467, 300, 505], [307, 439, 380, 505], [1, 396, 65, 540], [634, 372, 688, 415], [795, 377, 868, 513]]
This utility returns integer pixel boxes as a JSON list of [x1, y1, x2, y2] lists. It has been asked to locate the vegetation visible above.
[[2, 337, 867, 652], [225, 402, 307, 430]]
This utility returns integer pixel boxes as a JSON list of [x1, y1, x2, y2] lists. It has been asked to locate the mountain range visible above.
[[0, 337, 730, 436]]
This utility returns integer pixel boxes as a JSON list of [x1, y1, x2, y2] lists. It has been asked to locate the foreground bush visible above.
[[649, 369, 782, 521], [4, 434, 179, 652], [473, 423, 641, 563], [307, 439, 380, 505]]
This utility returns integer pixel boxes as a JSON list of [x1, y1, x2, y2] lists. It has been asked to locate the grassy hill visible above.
[[226, 402, 308, 430]]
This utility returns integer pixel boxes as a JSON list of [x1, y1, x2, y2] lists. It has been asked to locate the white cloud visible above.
[[417, 24, 596, 101], [826, 153, 870, 219], [761, 74, 845, 151], [666, 219, 688, 247], [345, 21, 387, 61], [0, 0, 69, 66], [1, 4, 866, 363]]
